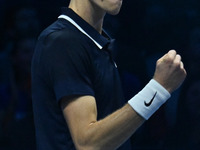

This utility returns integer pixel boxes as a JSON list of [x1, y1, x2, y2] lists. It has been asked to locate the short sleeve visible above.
[[43, 30, 95, 102]]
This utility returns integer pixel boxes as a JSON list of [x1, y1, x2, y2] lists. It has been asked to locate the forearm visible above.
[[63, 79, 171, 150], [75, 104, 144, 150]]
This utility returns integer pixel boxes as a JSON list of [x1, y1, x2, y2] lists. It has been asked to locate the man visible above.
[[31, 0, 186, 149]]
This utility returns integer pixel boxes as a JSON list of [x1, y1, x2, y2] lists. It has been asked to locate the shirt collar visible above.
[[58, 8, 111, 49]]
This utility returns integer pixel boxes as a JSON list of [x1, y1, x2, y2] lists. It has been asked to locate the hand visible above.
[[153, 50, 187, 93]]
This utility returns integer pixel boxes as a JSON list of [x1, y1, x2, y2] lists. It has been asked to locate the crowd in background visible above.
[[0, 0, 200, 149]]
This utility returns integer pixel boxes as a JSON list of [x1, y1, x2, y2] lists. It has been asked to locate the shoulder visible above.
[[34, 20, 91, 62], [48, 29, 84, 44], [38, 19, 86, 47], [44, 28, 88, 56]]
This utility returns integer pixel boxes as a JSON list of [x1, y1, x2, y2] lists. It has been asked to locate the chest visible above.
[[89, 48, 124, 119]]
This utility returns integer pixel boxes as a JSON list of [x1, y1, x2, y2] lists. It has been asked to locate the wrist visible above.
[[153, 78, 173, 94], [128, 79, 171, 120]]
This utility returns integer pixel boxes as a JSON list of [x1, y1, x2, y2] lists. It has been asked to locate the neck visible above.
[[68, 0, 105, 34]]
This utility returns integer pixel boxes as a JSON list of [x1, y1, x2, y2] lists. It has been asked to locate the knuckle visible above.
[[174, 61, 180, 68], [176, 54, 181, 60], [156, 58, 162, 65], [165, 56, 174, 63], [168, 49, 177, 55]]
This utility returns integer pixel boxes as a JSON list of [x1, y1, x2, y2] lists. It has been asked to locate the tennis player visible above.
[[31, 0, 186, 149]]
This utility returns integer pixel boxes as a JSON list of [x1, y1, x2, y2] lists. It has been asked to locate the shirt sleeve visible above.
[[43, 30, 95, 102]]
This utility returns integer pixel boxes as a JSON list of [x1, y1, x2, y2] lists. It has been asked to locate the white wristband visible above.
[[128, 79, 171, 120]]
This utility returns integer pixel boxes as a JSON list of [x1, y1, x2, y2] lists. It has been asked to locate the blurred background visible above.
[[0, 0, 200, 150]]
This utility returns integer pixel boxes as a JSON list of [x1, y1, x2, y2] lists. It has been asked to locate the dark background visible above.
[[0, 0, 200, 149]]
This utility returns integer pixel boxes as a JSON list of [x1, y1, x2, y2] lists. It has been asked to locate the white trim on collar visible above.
[[58, 15, 103, 49]]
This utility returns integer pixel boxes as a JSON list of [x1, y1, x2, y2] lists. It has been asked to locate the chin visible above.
[[108, 2, 122, 15], [107, 7, 121, 15]]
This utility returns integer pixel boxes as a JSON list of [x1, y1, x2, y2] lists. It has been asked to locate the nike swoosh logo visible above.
[[144, 91, 157, 107]]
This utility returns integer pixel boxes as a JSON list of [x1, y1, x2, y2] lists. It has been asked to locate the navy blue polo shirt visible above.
[[32, 8, 131, 150]]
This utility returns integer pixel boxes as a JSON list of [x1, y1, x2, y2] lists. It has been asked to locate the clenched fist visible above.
[[153, 50, 187, 94]]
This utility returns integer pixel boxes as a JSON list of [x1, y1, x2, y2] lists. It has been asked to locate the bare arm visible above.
[[61, 96, 144, 150], [60, 50, 186, 150]]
